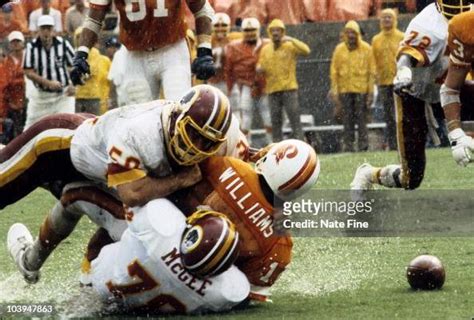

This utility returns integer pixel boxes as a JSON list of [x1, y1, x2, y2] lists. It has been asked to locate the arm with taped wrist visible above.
[[188, 0, 214, 50], [442, 60, 470, 132], [79, 8, 107, 51]]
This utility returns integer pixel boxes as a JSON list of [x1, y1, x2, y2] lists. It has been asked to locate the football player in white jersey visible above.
[[9, 200, 249, 314], [351, 0, 474, 195], [0, 85, 244, 211], [2, 85, 249, 284]]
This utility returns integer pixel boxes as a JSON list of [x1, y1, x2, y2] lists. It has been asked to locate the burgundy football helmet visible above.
[[180, 210, 240, 278], [168, 85, 232, 166]]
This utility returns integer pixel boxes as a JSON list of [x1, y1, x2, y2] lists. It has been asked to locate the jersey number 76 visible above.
[[107, 260, 186, 313]]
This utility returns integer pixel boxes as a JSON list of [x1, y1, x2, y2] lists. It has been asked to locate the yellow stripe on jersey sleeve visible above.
[[397, 46, 426, 66], [107, 169, 147, 187]]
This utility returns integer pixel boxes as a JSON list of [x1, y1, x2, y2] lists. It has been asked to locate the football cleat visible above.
[[350, 163, 375, 201], [7, 223, 40, 284]]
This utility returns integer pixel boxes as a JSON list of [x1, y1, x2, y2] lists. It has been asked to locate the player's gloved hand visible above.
[[448, 128, 474, 167], [70, 50, 90, 85], [393, 66, 413, 96], [192, 47, 216, 80]]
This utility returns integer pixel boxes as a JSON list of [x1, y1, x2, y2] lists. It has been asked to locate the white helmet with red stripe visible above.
[[255, 139, 320, 201]]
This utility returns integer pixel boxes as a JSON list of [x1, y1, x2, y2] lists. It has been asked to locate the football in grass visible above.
[[406, 255, 445, 290]]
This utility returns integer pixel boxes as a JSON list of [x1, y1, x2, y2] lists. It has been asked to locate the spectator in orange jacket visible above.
[[0, 4, 28, 39], [5, 31, 26, 137], [225, 17, 272, 144]]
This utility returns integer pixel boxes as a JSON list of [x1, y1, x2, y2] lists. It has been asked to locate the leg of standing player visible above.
[[351, 93, 428, 190], [160, 39, 192, 101]]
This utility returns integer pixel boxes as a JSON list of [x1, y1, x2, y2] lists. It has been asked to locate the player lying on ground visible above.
[[0, 85, 247, 211], [440, 10, 474, 166], [10, 202, 249, 314], [170, 139, 320, 299], [7, 140, 320, 301], [350, 0, 474, 195]]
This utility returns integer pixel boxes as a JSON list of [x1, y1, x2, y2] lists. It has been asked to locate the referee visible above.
[[23, 15, 75, 129]]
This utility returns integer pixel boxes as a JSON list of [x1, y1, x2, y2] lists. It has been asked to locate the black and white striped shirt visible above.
[[24, 36, 75, 92]]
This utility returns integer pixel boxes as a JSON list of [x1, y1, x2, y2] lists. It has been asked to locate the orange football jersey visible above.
[[199, 157, 293, 287], [448, 11, 474, 67], [90, 0, 189, 51]]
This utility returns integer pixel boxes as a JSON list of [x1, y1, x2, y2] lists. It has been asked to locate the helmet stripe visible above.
[[199, 219, 237, 275], [209, 92, 230, 133], [211, 231, 239, 275], [205, 88, 220, 128], [278, 151, 318, 193], [185, 217, 228, 270]]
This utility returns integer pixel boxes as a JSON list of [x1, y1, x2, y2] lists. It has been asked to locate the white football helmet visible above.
[[213, 12, 231, 35], [255, 140, 320, 201], [241, 17, 261, 42]]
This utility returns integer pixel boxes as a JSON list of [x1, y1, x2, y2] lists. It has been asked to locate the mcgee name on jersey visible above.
[[161, 247, 212, 297]]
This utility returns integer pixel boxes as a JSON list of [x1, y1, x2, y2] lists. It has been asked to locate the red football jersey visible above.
[[90, 0, 189, 51], [199, 157, 293, 287]]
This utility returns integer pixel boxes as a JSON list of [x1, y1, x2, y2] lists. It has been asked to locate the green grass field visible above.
[[1, 148, 473, 319]]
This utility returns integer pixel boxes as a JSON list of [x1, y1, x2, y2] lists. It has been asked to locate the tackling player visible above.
[[9, 202, 249, 314], [351, 0, 474, 194], [70, 0, 217, 102], [440, 10, 474, 166], [0, 85, 237, 211], [7, 140, 318, 301]]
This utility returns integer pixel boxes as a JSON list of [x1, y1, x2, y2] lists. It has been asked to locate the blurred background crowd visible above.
[[0, 0, 440, 151]]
